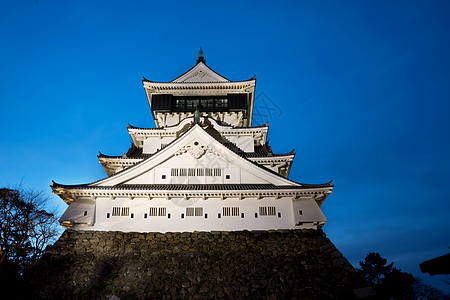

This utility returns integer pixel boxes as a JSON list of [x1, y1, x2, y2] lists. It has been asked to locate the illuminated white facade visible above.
[[52, 51, 333, 232]]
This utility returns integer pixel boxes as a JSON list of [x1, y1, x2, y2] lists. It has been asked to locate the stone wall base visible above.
[[27, 229, 371, 299]]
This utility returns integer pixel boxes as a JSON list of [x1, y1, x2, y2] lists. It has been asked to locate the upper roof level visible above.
[[143, 50, 256, 128]]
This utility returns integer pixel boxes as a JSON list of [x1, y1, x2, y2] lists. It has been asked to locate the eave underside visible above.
[[52, 183, 333, 204]]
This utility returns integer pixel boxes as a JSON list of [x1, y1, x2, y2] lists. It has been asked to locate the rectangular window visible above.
[[259, 206, 276, 216], [173, 96, 228, 112], [111, 207, 130, 217], [149, 207, 158, 217], [186, 207, 203, 217], [176, 99, 185, 109], [121, 207, 129, 216], [149, 207, 166, 217], [112, 207, 121, 216], [173, 168, 221, 177], [223, 207, 240, 217], [206, 168, 221, 176], [171, 168, 187, 176], [158, 207, 166, 216], [269, 207, 276, 216]]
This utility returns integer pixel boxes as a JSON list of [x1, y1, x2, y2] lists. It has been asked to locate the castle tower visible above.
[[52, 50, 333, 233]]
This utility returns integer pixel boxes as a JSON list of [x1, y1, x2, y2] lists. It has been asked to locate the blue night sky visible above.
[[1, 0, 449, 292]]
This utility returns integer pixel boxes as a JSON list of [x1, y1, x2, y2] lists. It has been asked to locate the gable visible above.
[[90, 124, 299, 187], [171, 62, 230, 83]]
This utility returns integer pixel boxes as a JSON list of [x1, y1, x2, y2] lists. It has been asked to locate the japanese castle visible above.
[[52, 50, 333, 233]]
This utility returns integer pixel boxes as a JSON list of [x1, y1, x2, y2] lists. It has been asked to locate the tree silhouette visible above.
[[357, 252, 450, 299], [0, 187, 60, 274], [357, 252, 394, 286]]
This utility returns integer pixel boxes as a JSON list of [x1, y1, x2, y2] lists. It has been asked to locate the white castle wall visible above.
[[68, 196, 321, 233]]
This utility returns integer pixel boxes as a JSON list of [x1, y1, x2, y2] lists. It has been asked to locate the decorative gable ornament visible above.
[[174, 139, 221, 159]]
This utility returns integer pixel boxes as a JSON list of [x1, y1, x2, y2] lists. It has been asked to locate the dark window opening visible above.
[[218, 213, 221, 218], [299, 210, 303, 215], [131, 213, 134, 218], [173, 96, 229, 112], [84, 211, 87, 216], [225, 175, 230, 179], [255, 213, 258, 218], [181, 213, 184, 219], [278, 212, 281, 218], [168, 213, 171, 219], [162, 174, 166, 179], [144, 213, 148, 218], [241, 213, 245, 218], [152, 94, 248, 113], [205, 213, 208, 219], [107, 213, 110, 218]]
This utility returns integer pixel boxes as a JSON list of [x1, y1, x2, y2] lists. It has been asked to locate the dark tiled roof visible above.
[[127, 116, 265, 131], [58, 124, 330, 189], [127, 123, 163, 130], [98, 143, 152, 159], [142, 58, 256, 84], [51, 182, 333, 191]]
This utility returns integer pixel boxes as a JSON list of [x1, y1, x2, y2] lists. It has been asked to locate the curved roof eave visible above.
[[51, 124, 332, 190]]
